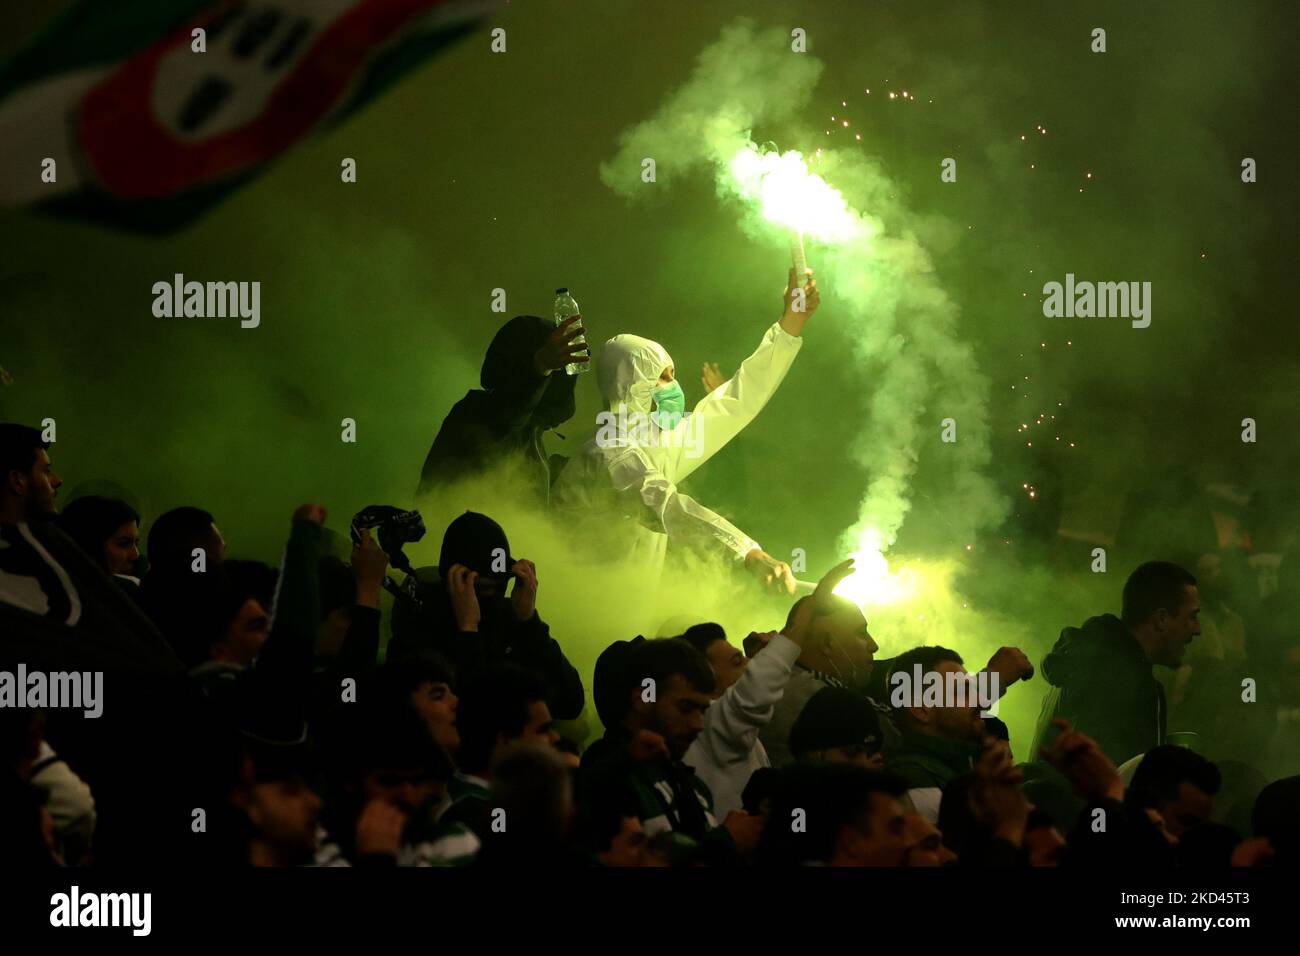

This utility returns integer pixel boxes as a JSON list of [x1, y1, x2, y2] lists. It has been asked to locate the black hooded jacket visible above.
[[1031, 613, 1165, 766], [385, 511, 584, 720], [417, 315, 576, 502]]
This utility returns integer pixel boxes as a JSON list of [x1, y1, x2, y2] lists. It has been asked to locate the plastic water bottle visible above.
[[553, 288, 589, 376]]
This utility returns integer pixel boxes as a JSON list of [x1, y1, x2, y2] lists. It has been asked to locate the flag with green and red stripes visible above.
[[0, 0, 500, 232]]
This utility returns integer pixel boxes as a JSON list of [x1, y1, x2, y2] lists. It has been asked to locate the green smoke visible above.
[[601, 18, 1006, 563], [3, 0, 1294, 766]]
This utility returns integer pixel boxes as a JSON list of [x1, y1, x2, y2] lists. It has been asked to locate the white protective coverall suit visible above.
[[552, 321, 803, 574]]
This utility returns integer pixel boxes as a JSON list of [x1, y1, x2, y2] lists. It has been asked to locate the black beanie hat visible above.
[[789, 686, 883, 759]]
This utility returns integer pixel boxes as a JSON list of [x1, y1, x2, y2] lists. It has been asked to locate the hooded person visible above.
[[1030, 612, 1165, 769], [551, 268, 819, 590], [385, 511, 585, 721], [417, 313, 585, 503], [1031, 562, 1201, 767]]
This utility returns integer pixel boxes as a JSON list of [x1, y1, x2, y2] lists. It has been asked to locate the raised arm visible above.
[[333, 526, 388, 679], [698, 632, 802, 764], [245, 504, 324, 742], [672, 270, 816, 483]]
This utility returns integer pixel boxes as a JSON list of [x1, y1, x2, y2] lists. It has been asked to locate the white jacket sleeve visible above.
[[30, 740, 96, 865], [699, 634, 803, 765], [602, 443, 761, 560], [669, 321, 803, 484]]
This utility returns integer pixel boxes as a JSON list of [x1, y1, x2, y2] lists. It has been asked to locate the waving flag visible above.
[[0, 0, 500, 232]]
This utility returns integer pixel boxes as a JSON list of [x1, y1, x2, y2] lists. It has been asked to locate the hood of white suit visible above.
[[596, 334, 674, 415]]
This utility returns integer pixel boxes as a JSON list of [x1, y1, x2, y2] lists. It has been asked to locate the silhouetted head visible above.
[[1122, 561, 1200, 667], [1126, 745, 1220, 838], [790, 686, 885, 768], [147, 506, 224, 573], [0, 423, 61, 521], [482, 315, 575, 429], [680, 622, 747, 695], [621, 638, 715, 760], [57, 495, 141, 574]]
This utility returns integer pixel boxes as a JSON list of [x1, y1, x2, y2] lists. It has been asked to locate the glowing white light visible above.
[[833, 530, 919, 608]]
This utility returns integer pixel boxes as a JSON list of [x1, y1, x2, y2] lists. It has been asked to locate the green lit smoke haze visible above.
[[599, 19, 1004, 557], [2, 1, 1298, 756]]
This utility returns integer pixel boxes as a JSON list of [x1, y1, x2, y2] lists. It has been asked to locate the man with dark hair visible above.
[[1125, 744, 1221, 840], [225, 745, 325, 867], [581, 637, 759, 858], [0, 423, 59, 523], [210, 559, 277, 667], [417, 313, 584, 502], [137, 506, 229, 660], [679, 622, 747, 690], [1, 424, 72, 619], [325, 708, 476, 867], [903, 811, 960, 867], [575, 776, 651, 867], [1032, 561, 1201, 766], [441, 663, 559, 841], [609, 637, 716, 767], [885, 646, 988, 822], [145, 505, 225, 572], [1121, 561, 1202, 639], [756, 764, 914, 867], [370, 654, 460, 759], [386, 510, 584, 720]]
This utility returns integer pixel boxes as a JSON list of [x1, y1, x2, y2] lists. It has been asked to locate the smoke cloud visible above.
[[601, 19, 1006, 561]]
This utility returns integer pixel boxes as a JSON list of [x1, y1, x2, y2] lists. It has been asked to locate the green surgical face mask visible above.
[[651, 380, 686, 429]]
